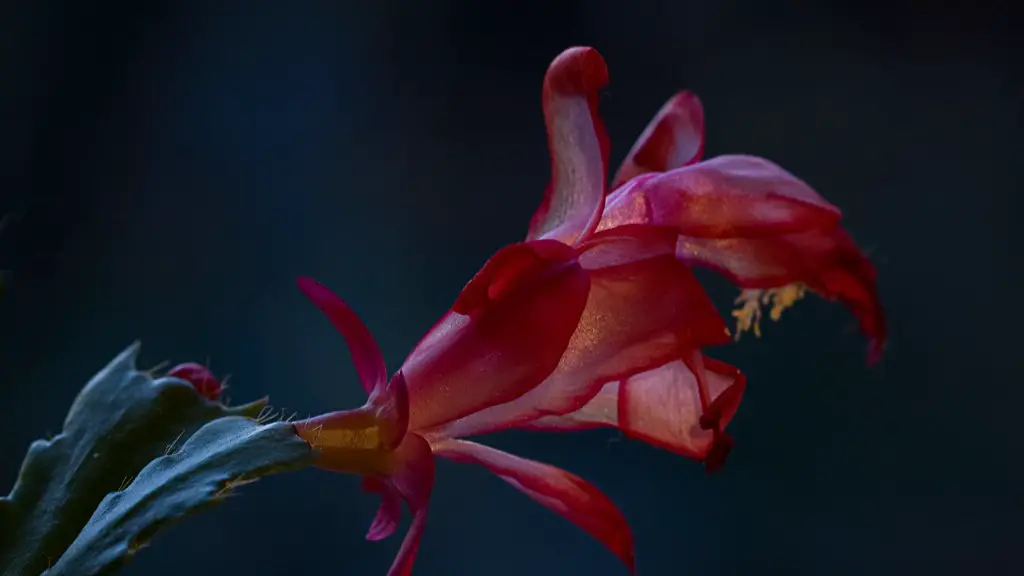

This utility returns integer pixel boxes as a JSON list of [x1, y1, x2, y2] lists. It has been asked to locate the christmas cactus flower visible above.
[[290, 45, 884, 576]]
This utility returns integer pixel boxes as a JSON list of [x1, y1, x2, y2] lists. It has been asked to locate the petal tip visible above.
[[703, 432, 735, 474], [295, 275, 320, 291], [866, 338, 886, 366], [545, 46, 610, 96]]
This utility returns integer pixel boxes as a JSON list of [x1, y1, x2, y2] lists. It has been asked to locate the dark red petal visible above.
[[167, 362, 223, 401], [601, 155, 841, 239], [296, 276, 388, 395], [525, 356, 746, 466], [400, 240, 590, 432], [611, 91, 705, 189], [385, 433, 435, 576], [362, 476, 402, 541], [436, 229, 729, 439], [527, 46, 610, 246], [433, 439, 635, 574]]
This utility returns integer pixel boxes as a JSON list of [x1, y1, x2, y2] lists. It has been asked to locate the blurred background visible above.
[[1, 1, 1020, 575]]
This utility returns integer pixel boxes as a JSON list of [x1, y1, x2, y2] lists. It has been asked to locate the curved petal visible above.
[[524, 356, 746, 472], [384, 433, 435, 576], [432, 439, 635, 574], [401, 240, 590, 432], [597, 155, 885, 362], [362, 476, 402, 541], [600, 155, 841, 239], [677, 227, 887, 363], [435, 229, 729, 439], [296, 276, 388, 395], [527, 46, 610, 246], [611, 91, 705, 189]]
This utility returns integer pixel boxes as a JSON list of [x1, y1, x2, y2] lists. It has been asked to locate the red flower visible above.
[[288, 45, 883, 575], [292, 267, 633, 575]]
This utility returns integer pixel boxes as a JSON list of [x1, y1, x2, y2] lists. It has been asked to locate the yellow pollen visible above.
[[731, 283, 808, 340]]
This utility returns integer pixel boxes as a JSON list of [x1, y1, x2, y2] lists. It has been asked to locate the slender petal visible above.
[[384, 433, 435, 576], [401, 240, 590, 432], [527, 47, 610, 246], [601, 155, 841, 238], [296, 276, 388, 395], [434, 228, 730, 439], [524, 356, 746, 470], [432, 439, 635, 573], [362, 476, 402, 541], [611, 91, 705, 189]]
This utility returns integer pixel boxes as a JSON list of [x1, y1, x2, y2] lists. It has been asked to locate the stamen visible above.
[[731, 291, 763, 339], [731, 283, 807, 340]]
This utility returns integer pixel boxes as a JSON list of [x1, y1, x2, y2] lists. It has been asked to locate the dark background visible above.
[[1, 1, 1020, 575]]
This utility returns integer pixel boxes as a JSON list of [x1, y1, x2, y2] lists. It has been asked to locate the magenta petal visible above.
[[527, 46, 610, 246], [596, 155, 885, 360], [362, 477, 402, 542], [601, 155, 841, 238], [296, 276, 388, 395], [432, 439, 635, 573], [611, 91, 705, 189]]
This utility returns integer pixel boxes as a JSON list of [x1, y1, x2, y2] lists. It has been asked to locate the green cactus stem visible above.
[[0, 343, 312, 576]]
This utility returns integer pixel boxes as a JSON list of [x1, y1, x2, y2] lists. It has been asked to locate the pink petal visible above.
[[296, 276, 388, 395], [362, 476, 402, 541], [601, 155, 841, 239], [385, 433, 435, 576], [526, 355, 746, 471], [400, 240, 590, 432], [611, 91, 705, 189], [434, 229, 729, 439], [432, 439, 634, 573], [527, 46, 611, 246]]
